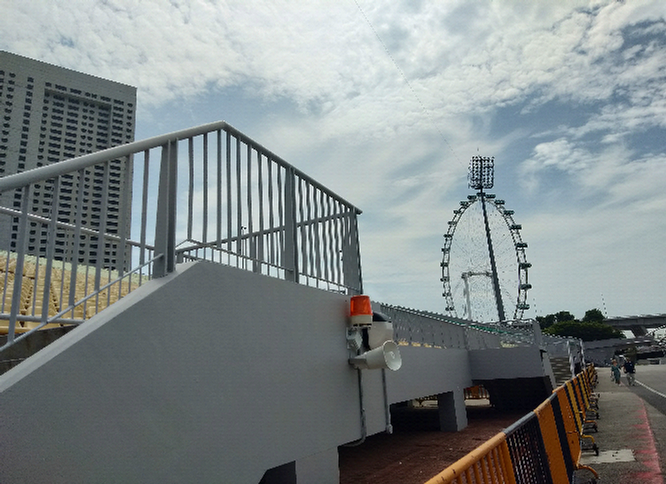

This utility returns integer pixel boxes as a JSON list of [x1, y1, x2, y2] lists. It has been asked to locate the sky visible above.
[[2, 0, 666, 320]]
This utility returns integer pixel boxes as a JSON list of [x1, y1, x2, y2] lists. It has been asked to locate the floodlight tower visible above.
[[468, 156, 506, 321]]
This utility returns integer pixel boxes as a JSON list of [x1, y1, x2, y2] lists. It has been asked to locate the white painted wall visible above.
[[468, 346, 550, 380]]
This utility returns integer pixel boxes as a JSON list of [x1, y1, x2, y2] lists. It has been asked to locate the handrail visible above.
[[1, 120, 365, 351], [0, 120, 361, 213], [0, 256, 159, 351]]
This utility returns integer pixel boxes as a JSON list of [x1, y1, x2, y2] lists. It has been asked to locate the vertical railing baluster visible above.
[[1, 235, 11, 314], [203, 133, 209, 244], [187, 137, 195, 241], [139, 150, 150, 283], [235, 136, 243, 264], [313, 188, 322, 283], [267, 157, 275, 269], [324, 197, 335, 284], [216, 130, 223, 251], [68, 169, 86, 317], [7, 185, 32, 345], [307, 186, 316, 282], [277, 165, 284, 272], [334, 200, 343, 289], [94, 161, 110, 312], [116, 154, 132, 293], [246, 144, 257, 271], [308, 183, 315, 281], [283, 166, 297, 282], [31, 251, 40, 317], [257, 150, 265, 274], [226, 131, 232, 262], [298, 180, 308, 281], [154, 140, 178, 277], [41, 178, 60, 322]]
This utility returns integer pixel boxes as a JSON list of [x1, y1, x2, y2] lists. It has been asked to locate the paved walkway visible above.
[[578, 365, 666, 484]]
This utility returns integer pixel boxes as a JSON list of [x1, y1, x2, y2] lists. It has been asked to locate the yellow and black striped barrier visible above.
[[425, 365, 600, 484]]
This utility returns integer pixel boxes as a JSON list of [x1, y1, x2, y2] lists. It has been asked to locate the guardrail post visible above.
[[533, 320, 543, 347], [283, 166, 299, 282], [342, 211, 363, 294], [154, 140, 178, 277]]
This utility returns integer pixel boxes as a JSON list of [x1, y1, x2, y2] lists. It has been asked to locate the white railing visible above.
[[378, 304, 505, 350], [0, 121, 363, 350], [377, 307, 571, 351]]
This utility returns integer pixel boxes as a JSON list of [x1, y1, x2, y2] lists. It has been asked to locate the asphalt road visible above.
[[631, 363, 666, 416]]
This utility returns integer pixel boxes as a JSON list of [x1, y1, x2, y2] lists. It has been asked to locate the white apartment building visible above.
[[0, 51, 137, 267]]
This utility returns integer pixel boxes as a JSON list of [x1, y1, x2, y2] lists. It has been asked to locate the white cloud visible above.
[[2, 0, 666, 318]]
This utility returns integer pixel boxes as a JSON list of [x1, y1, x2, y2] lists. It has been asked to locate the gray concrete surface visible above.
[[0, 261, 497, 484], [579, 364, 666, 484]]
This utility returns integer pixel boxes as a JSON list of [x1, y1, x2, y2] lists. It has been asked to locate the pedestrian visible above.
[[610, 359, 621, 385], [623, 358, 636, 386]]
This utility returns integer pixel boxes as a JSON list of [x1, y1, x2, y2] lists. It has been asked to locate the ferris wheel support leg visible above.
[[480, 192, 506, 321]]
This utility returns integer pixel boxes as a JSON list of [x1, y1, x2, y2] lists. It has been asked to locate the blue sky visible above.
[[2, 0, 665, 320]]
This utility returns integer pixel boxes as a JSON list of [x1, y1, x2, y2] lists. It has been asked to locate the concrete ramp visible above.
[[1, 262, 356, 483], [0, 261, 477, 484]]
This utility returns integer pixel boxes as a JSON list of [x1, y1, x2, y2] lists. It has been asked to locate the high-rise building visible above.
[[0, 51, 137, 268]]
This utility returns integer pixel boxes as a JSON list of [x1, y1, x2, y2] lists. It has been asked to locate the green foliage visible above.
[[539, 307, 621, 341], [537, 310, 575, 329], [555, 311, 576, 323], [536, 314, 556, 329], [543, 320, 624, 341], [582, 308, 605, 323]]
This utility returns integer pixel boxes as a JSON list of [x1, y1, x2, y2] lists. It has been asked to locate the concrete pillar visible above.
[[437, 390, 468, 432]]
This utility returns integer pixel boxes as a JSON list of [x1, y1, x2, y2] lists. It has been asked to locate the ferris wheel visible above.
[[441, 156, 531, 323]]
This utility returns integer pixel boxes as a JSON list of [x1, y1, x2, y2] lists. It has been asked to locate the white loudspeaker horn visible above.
[[349, 340, 402, 371]]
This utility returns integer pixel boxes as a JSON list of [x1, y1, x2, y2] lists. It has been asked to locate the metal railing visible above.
[[465, 319, 546, 348], [377, 304, 504, 350], [0, 121, 363, 350]]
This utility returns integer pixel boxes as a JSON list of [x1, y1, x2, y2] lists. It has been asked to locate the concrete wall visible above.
[[468, 346, 550, 380], [0, 261, 477, 484], [468, 346, 555, 410], [0, 326, 76, 375]]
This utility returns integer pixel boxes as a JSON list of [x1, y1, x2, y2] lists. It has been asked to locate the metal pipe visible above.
[[343, 368, 367, 447], [381, 368, 393, 434], [0, 120, 362, 214]]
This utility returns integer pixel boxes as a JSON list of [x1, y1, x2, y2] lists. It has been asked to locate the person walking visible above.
[[610, 359, 622, 385], [623, 358, 636, 386]]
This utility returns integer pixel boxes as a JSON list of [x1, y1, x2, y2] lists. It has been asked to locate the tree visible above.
[[555, 311, 576, 323], [537, 310, 574, 330], [538, 308, 622, 341], [536, 314, 556, 329], [582, 308, 605, 323], [543, 320, 624, 341]]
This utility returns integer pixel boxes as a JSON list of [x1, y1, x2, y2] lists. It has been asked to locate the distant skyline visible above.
[[2, 0, 665, 319]]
